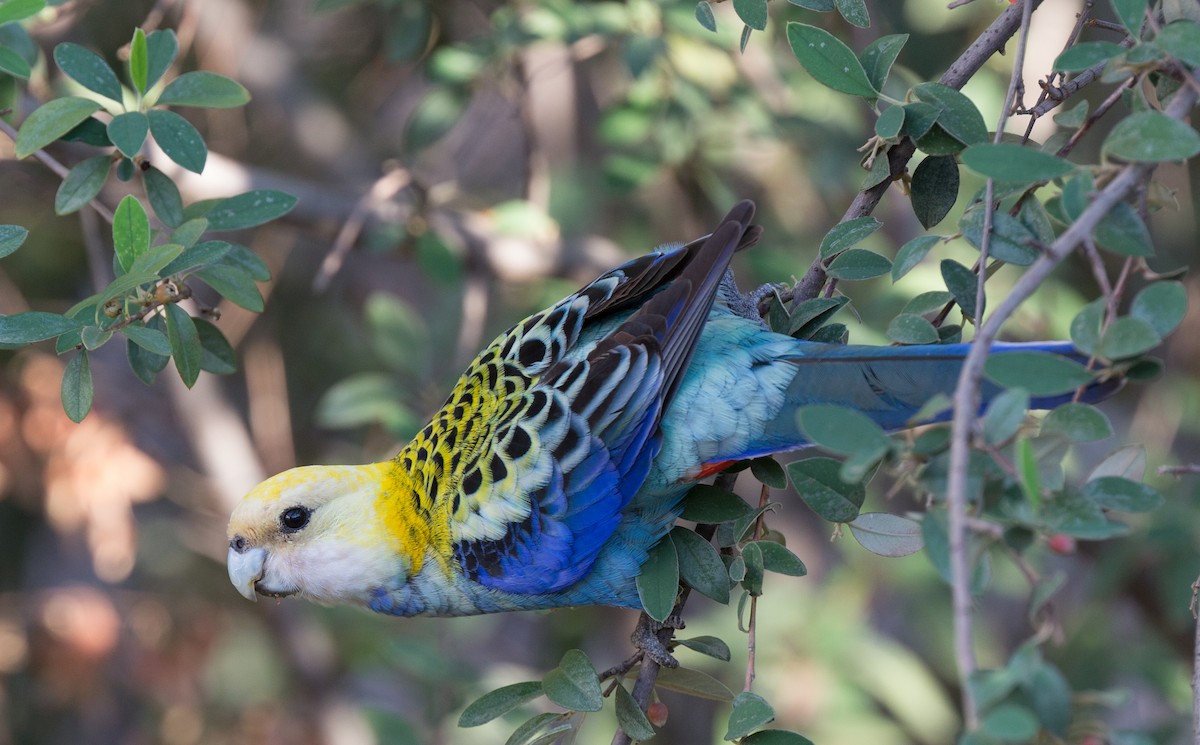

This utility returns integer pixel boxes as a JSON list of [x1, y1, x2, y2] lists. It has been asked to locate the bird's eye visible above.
[[279, 506, 311, 532]]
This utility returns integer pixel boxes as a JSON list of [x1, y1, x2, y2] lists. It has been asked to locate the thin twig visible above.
[[1160, 464, 1200, 476], [786, 0, 1046, 306], [744, 482, 770, 693], [312, 166, 410, 292], [0, 117, 117, 224], [943, 78, 1199, 733]]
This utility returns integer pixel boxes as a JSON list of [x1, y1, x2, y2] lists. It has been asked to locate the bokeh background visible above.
[[1, 0, 1198, 743]]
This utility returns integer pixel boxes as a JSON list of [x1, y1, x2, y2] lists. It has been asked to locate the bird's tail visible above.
[[695, 339, 1122, 473]]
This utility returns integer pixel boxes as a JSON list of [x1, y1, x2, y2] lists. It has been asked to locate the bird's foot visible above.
[[630, 612, 685, 669]]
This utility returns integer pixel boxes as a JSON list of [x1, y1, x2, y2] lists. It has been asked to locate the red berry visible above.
[[1047, 534, 1076, 555], [647, 701, 668, 728]]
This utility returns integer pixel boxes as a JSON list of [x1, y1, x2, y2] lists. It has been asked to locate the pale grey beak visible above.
[[227, 545, 267, 602]]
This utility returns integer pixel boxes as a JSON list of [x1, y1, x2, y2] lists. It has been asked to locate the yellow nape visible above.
[[374, 457, 453, 576]]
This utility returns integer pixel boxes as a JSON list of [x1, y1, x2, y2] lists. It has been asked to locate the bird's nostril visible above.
[[230, 535, 248, 553]]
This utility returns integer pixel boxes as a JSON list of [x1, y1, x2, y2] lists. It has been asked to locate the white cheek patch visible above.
[[267, 539, 400, 607]]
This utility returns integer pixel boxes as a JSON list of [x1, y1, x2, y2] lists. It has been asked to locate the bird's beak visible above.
[[227, 546, 268, 602]]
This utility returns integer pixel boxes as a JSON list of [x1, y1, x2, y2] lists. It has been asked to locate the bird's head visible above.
[[226, 463, 400, 607]]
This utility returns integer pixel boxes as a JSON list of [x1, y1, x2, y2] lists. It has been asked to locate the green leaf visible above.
[[892, 235, 940, 281], [785, 23, 878, 98], [910, 155, 959, 229], [725, 691, 776, 741], [636, 537, 678, 622], [1097, 316, 1161, 359], [1112, 0, 1147, 34], [0, 224, 29, 258], [1069, 299, 1104, 355], [156, 70, 250, 108], [196, 264, 264, 312], [366, 293, 428, 375], [107, 111, 148, 158], [60, 351, 93, 423], [750, 457, 787, 489], [79, 325, 112, 351], [503, 713, 571, 745], [732, 0, 767, 30], [961, 143, 1074, 183], [859, 34, 907, 92], [981, 704, 1039, 742], [121, 323, 171, 356], [0, 0, 44, 25], [833, 0, 868, 27], [1104, 110, 1200, 162], [127, 317, 170, 384], [676, 635, 731, 661], [740, 25, 753, 54], [60, 116, 111, 147], [751, 540, 807, 576], [903, 290, 953, 317], [129, 28, 148, 93], [695, 1, 717, 32], [901, 101, 940, 140], [787, 457, 865, 522], [1053, 41, 1127, 72], [1043, 403, 1113, 442], [112, 195, 150, 273], [541, 649, 602, 713], [160, 240, 232, 276], [130, 243, 185, 275], [164, 303, 202, 387], [741, 541, 764, 595], [983, 388, 1030, 445], [195, 319, 236, 374], [875, 105, 904, 139], [204, 189, 297, 231], [826, 248, 892, 280], [788, 296, 849, 337], [1083, 475, 1164, 512], [741, 731, 816, 745], [143, 166, 185, 227], [940, 258, 980, 320], [984, 351, 1094, 396], [458, 681, 543, 727], [886, 312, 939, 344], [1131, 281, 1187, 337], [148, 108, 207, 173], [1025, 664, 1072, 735], [216, 243, 271, 281], [55, 155, 110, 215], [653, 666, 734, 702], [1054, 100, 1090, 128], [404, 87, 466, 153], [960, 208, 1039, 266], [1093, 202, 1153, 256], [797, 404, 889, 463], [170, 218, 209, 249], [671, 527, 729, 603], [819, 216, 881, 259], [53, 42, 122, 101], [0, 46, 30, 79], [315, 373, 410, 430], [15, 97, 104, 159], [848, 512, 923, 557], [679, 484, 753, 523], [144, 30, 178, 91], [614, 685, 656, 741], [0, 311, 81, 344], [1156, 20, 1200, 67], [912, 82, 987, 146]]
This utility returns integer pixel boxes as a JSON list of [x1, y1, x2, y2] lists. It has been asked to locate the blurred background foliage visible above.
[[0, 0, 1198, 743]]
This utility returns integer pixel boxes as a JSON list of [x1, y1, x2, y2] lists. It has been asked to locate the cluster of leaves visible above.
[[0, 25, 296, 420], [455, 464, 811, 745]]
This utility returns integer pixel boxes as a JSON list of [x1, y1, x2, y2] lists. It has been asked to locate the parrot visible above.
[[227, 201, 1118, 630]]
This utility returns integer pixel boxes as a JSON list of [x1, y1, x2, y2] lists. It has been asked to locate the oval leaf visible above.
[[911, 155, 959, 228], [614, 685, 656, 741], [204, 189, 297, 231], [0, 224, 29, 258], [848, 512, 923, 557], [1131, 281, 1187, 338], [725, 691, 776, 741], [54, 42, 122, 101], [61, 351, 93, 423], [107, 111, 149, 158], [1082, 475, 1164, 512], [797, 404, 890, 458], [1042, 402, 1113, 442], [458, 681, 543, 727], [112, 195, 150, 273], [0, 311, 82, 345], [984, 351, 1094, 396], [787, 457, 865, 522], [786, 23, 878, 98], [892, 235, 940, 281], [826, 248, 892, 280], [156, 70, 250, 108], [1104, 110, 1200, 162], [636, 537, 678, 622], [55, 155, 110, 215], [818, 216, 882, 259], [164, 303, 202, 388], [541, 650, 602, 713], [15, 97, 103, 159], [148, 108, 208, 173], [671, 526, 730, 603], [961, 143, 1074, 183], [886, 312, 939, 344]]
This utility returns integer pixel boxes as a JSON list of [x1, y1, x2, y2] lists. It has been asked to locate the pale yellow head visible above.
[[225, 463, 399, 607]]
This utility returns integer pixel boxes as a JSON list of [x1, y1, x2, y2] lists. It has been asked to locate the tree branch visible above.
[[943, 79, 1199, 731], [787, 0, 1045, 305]]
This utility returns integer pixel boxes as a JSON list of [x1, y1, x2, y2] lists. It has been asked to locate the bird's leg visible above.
[[630, 611, 685, 669]]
